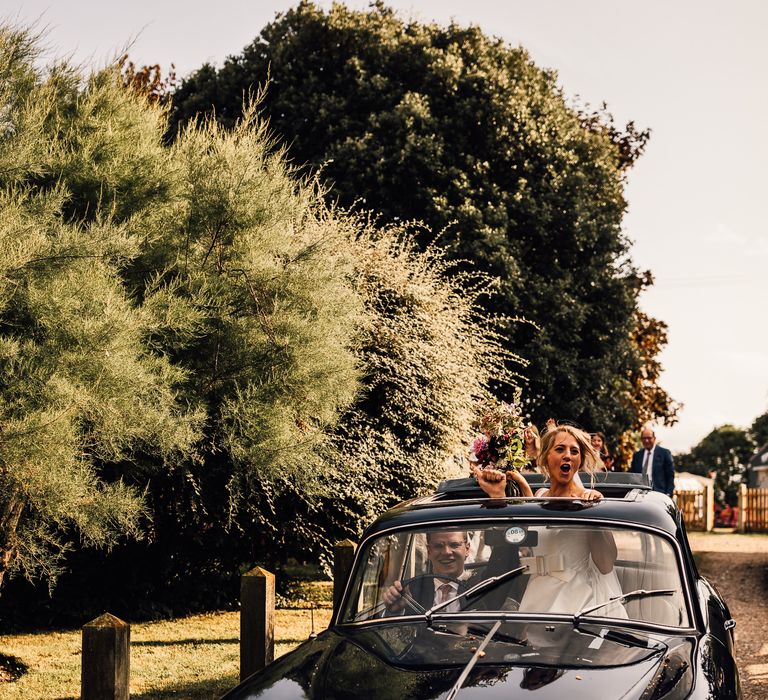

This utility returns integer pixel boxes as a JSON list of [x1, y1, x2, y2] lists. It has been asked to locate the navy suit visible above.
[[414, 544, 525, 611], [630, 445, 675, 496], [409, 575, 480, 610], [385, 575, 473, 616]]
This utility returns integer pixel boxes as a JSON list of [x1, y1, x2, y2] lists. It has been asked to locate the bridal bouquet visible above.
[[470, 397, 527, 472]]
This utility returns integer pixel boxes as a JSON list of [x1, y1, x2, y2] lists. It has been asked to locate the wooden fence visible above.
[[673, 483, 715, 532], [738, 484, 768, 532], [673, 489, 708, 531]]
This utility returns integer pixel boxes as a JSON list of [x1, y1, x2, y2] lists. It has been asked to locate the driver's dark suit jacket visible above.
[[408, 543, 526, 611], [407, 575, 475, 611]]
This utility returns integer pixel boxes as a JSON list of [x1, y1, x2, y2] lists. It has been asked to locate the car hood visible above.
[[223, 621, 696, 699]]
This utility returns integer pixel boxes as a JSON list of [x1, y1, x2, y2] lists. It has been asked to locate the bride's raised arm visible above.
[[473, 467, 533, 498]]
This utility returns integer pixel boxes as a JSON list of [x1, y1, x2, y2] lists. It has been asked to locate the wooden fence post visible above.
[[240, 566, 275, 681], [81, 613, 130, 700], [705, 481, 714, 531], [333, 539, 357, 615], [738, 483, 748, 533]]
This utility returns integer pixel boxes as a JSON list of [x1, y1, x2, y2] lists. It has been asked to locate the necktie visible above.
[[438, 583, 453, 604], [643, 450, 653, 485]]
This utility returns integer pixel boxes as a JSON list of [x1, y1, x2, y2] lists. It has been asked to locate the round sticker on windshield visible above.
[[504, 526, 526, 544]]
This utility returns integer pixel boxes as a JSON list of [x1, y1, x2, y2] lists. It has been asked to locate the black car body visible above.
[[223, 473, 740, 699]]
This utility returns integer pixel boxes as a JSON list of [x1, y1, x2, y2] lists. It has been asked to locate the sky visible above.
[[6, 0, 768, 453]]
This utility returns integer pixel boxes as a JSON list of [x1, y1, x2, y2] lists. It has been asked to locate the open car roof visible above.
[[435, 471, 651, 500]]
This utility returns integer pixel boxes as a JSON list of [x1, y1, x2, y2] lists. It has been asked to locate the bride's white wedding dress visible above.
[[518, 526, 627, 617]]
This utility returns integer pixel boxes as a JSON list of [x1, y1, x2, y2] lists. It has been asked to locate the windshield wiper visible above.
[[445, 620, 502, 700], [425, 565, 527, 622], [573, 588, 675, 628], [577, 624, 667, 650]]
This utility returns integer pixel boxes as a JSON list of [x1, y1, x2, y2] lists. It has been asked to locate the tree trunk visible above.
[[0, 483, 25, 590]]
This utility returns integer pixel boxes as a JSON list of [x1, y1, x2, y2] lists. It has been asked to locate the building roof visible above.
[[674, 472, 711, 491]]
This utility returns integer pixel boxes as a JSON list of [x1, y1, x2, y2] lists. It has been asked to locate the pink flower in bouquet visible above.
[[472, 435, 491, 465], [469, 396, 527, 471]]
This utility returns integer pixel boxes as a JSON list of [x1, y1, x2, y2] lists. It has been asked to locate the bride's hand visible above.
[[506, 469, 534, 497], [472, 466, 507, 498], [581, 489, 603, 502]]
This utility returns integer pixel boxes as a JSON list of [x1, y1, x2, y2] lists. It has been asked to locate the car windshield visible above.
[[341, 522, 691, 629]]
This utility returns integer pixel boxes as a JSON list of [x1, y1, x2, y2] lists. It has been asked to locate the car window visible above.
[[341, 522, 690, 628]]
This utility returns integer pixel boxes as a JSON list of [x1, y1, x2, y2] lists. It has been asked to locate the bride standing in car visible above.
[[474, 424, 626, 617]]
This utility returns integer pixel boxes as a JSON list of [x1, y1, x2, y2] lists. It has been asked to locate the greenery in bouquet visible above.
[[470, 397, 527, 472]]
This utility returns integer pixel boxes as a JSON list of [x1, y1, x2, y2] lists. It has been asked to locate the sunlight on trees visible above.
[[171, 1, 679, 454], [0, 22, 513, 602], [0, 25, 199, 587]]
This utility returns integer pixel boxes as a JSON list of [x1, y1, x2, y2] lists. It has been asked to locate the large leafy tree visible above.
[[676, 425, 754, 505], [138, 104, 364, 487], [0, 23, 364, 595], [244, 220, 518, 573], [0, 21, 517, 616], [750, 411, 768, 448], [171, 0, 678, 445]]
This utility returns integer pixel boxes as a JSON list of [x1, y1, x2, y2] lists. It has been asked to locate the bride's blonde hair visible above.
[[537, 424, 600, 477]]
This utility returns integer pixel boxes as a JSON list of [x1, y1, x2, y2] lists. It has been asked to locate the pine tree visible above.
[[0, 21, 517, 606], [0, 25, 199, 587]]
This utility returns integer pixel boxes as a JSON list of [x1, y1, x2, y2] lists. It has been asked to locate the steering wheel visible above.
[[394, 573, 462, 614]]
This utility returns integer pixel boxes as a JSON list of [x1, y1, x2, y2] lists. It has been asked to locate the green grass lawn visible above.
[[0, 582, 333, 700]]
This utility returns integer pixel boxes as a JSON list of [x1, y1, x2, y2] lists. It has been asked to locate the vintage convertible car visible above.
[[223, 473, 741, 699]]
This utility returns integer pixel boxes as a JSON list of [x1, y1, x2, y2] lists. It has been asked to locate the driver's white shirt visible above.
[[431, 571, 471, 611], [643, 447, 656, 487]]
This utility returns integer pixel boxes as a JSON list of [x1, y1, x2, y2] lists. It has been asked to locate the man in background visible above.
[[630, 426, 675, 496]]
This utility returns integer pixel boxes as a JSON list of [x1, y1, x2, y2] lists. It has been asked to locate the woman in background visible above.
[[522, 424, 541, 472], [591, 431, 609, 471]]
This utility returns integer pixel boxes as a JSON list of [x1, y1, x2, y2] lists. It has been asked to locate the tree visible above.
[[676, 425, 753, 505], [750, 411, 768, 449], [614, 280, 681, 466], [0, 25, 199, 588], [170, 0, 678, 444], [0, 23, 364, 594], [240, 220, 519, 573], [37, 102, 368, 616], [134, 102, 364, 488], [118, 54, 177, 105], [109, 100, 520, 598], [0, 21, 519, 613]]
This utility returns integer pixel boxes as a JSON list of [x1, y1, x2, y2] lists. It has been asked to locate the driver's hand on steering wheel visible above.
[[383, 580, 406, 611]]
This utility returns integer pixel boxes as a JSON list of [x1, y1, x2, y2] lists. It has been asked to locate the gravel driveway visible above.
[[688, 531, 768, 700]]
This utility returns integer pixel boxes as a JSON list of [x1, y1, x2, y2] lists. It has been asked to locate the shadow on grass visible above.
[[0, 653, 28, 681], [130, 672, 239, 699], [49, 670, 240, 700], [132, 637, 238, 647]]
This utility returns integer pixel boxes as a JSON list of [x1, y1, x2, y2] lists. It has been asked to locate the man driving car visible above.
[[383, 530, 471, 613]]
